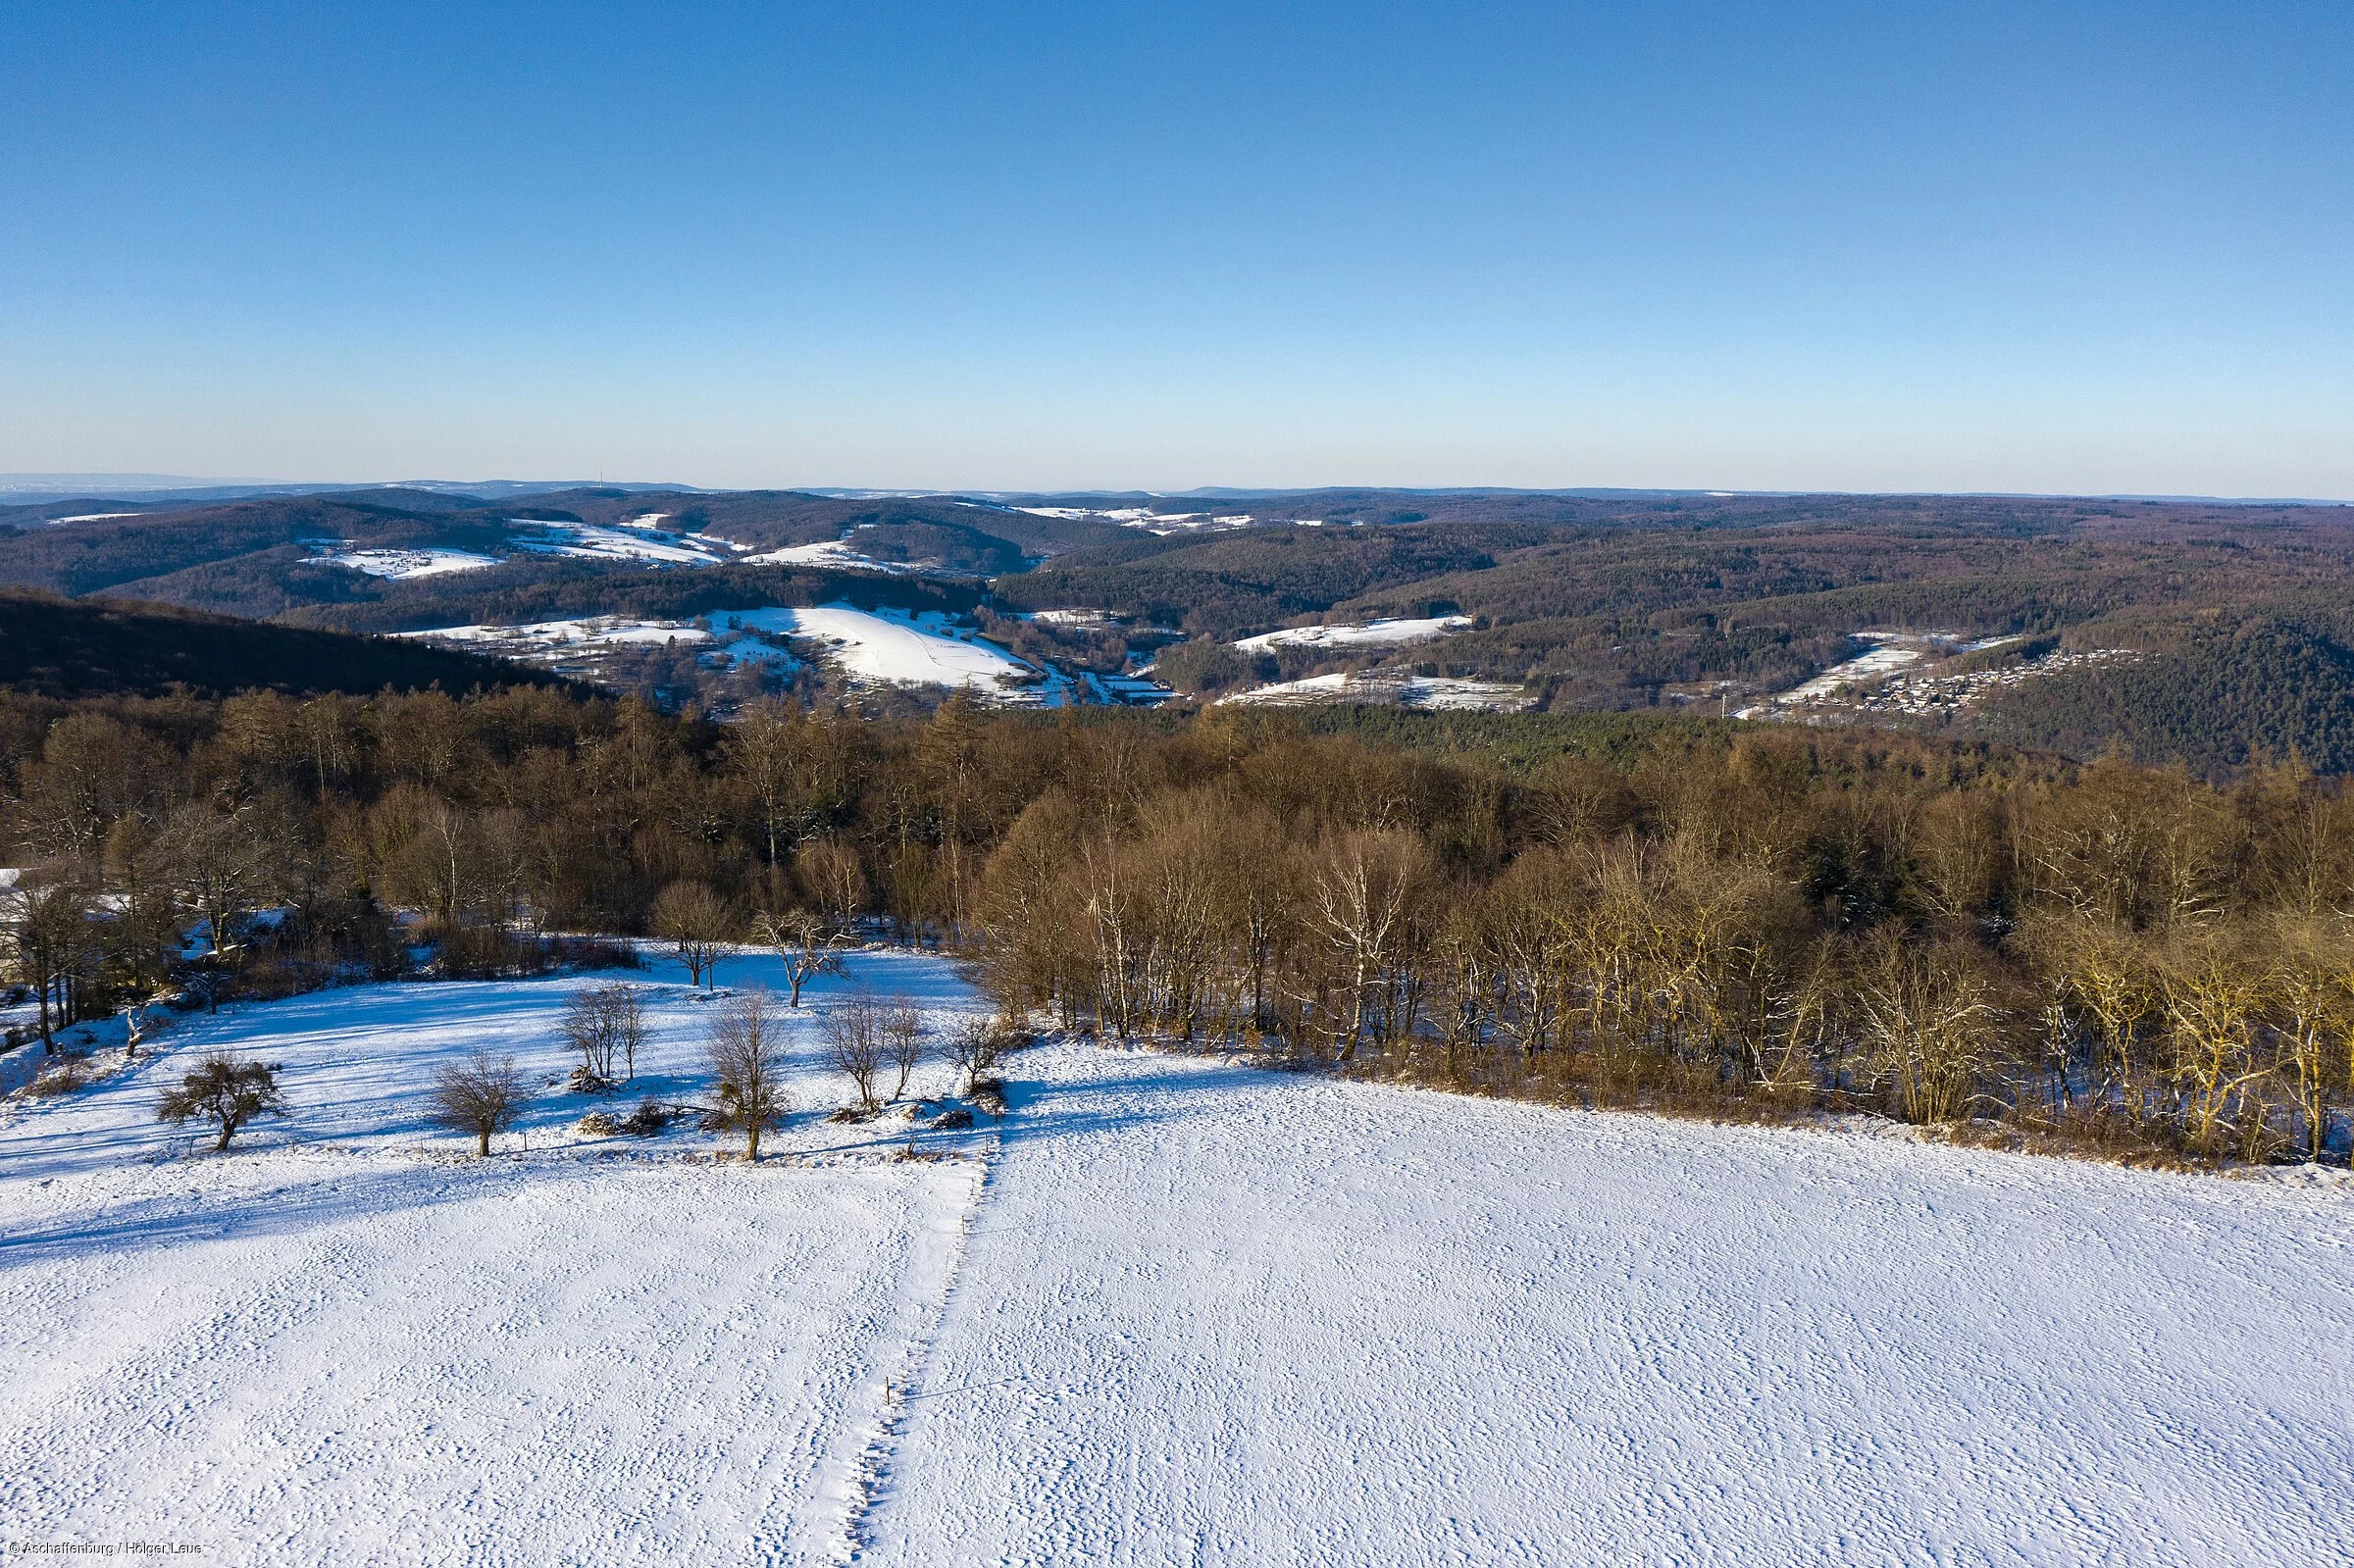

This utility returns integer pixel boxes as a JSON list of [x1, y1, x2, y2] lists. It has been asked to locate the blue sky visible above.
[[2, 1, 2348, 494]]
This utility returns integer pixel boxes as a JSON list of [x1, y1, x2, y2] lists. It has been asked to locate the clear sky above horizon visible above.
[[3, 1, 2348, 496]]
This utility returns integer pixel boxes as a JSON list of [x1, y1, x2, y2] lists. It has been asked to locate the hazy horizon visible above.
[[4, 472, 2351, 507]]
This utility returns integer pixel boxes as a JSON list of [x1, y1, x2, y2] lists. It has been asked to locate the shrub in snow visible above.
[[428, 1050, 529, 1156], [621, 1096, 672, 1137], [155, 1053, 286, 1152], [705, 986, 788, 1160], [930, 1106, 975, 1131], [577, 1110, 623, 1136], [944, 1016, 1014, 1094], [26, 1056, 93, 1097]]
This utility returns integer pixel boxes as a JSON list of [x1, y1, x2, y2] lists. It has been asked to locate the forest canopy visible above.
[[4, 683, 2349, 1167]]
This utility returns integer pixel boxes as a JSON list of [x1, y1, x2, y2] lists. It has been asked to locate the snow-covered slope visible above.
[[6, 955, 2347, 1564], [313, 546, 502, 579], [714, 606, 1039, 696], [866, 1045, 2353, 1567], [1220, 669, 1530, 710], [2, 949, 989, 1564], [1231, 614, 1472, 653], [507, 517, 735, 567]]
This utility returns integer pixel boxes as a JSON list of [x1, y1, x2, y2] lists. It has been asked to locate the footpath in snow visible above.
[[5, 952, 2350, 1564]]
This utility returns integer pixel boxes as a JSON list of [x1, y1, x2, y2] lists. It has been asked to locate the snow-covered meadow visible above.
[[1220, 669, 1532, 711], [1230, 614, 1473, 654], [6, 948, 2349, 1564], [394, 604, 1057, 701]]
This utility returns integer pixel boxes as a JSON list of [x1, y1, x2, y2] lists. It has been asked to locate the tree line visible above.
[[4, 681, 2350, 1165]]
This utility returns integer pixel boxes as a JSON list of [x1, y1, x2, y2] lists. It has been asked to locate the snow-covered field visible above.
[[1222, 669, 1531, 711], [739, 538, 917, 574], [394, 616, 725, 674], [397, 604, 1042, 698], [507, 516, 738, 567], [716, 606, 1041, 698], [3, 949, 988, 1564], [7, 950, 2349, 1564], [314, 545, 503, 580], [1231, 614, 1473, 654], [1012, 505, 1259, 534]]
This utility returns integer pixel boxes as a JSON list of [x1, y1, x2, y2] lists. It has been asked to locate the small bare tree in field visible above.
[[824, 992, 886, 1113], [884, 994, 926, 1102], [651, 880, 734, 989], [561, 982, 646, 1087], [755, 906, 844, 1007], [429, 1050, 529, 1156], [609, 984, 645, 1083], [706, 987, 788, 1161], [943, 1016, 1003, 1095], [157, 1053, 287, 1152]]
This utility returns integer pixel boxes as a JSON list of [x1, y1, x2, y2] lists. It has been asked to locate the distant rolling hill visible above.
[[9, 482, 2354, 772], [0, 589, 569, 699]]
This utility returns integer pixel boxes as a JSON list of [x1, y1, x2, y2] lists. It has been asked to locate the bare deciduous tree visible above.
[[1859, 935, 2003, 1125], [608, 984, 645, 1083], [706, 986, 788, 1160], [651, 880, 733, 989], [429, 1050, 529, 1155], [943, 1015, 1002, 1094], [157, 1053, 287, 1151], [884, 994, 925, 1102], [755, 906, 844, 1007], [797, 837, 868, 935], [824, 991, 886, 1113]]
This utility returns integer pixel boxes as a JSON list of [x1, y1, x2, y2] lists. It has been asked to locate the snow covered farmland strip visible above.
[[1231, 614, 1473, 653], [1218, 670, 1530, 710], [711, 606, 1039, 697], [505, 518, 731, 567], [864, 1043, 2354, 1566], [737, 539, 915, 573], [315, 545, 503, 580]]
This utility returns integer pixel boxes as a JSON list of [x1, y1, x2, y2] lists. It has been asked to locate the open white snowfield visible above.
[[1220, 669, 1533, 712], [714, 606, 1042, 698], [7, 951, 2351, 1565], [1230, 614, 1474, 654], [312, 544, 504, 580]]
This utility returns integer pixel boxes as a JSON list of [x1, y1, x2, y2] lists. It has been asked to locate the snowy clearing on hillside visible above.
[[739, 539, 919, 574], [1231, 614, 1473, 653], [5, 948, 2348, 1564], [507, 518, 733, 567], [395, 614, 807, 683], [1014, 506, 1259, 534], [315, 545, 503, 580], [47, 512, 141, 524], [399, 616, 711, 653], [1222, 669, 1531, 710], [713, 606, 1042, 698], [1735, 631, 2137, 721]]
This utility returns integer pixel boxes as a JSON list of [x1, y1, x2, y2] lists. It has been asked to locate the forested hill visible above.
[[0, 590, 563, 699]]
